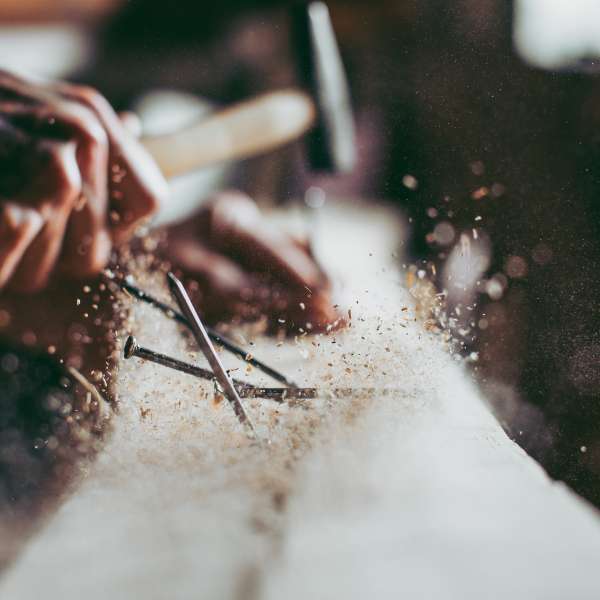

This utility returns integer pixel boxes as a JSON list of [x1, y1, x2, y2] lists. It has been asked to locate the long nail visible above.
[[125, 335, 216, 381], [123, 336, 316, 402], [167, 272, 259, 439]]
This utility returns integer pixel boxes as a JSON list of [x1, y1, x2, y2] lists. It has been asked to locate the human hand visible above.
[[166, 191, 342, 333], [0, 69, 167, 292]]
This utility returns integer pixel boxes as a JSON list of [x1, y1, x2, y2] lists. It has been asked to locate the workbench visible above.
[[1, 201, 599, 599]]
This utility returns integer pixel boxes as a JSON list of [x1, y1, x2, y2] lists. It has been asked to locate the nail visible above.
[[123, 335, 317, 402], [118, 278, 297, 387], [125, 335, 245, 388], [125, 335, 212, 379], [167, 272, 258, 439]]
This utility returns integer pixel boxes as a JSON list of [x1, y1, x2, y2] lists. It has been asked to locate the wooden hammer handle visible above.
[[141, 89, 316, 179]]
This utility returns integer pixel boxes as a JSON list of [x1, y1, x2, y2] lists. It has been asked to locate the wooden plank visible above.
[[1, 201, 599, 599]]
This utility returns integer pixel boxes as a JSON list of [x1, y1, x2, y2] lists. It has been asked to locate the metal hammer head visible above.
[[291, 1, 357, 173]]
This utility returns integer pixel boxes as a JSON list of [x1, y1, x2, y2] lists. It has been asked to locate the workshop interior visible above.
[[1, 0, 600, 597]]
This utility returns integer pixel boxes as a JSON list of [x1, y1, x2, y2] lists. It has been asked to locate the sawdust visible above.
[[105, 205, 441, 563], [0, 202, 461, 597]]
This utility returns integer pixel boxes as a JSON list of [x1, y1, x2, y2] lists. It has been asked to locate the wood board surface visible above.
[[1, 201, 599, 599]]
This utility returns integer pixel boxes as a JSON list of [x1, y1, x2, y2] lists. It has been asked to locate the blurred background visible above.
[[2, 0, 600, 507]]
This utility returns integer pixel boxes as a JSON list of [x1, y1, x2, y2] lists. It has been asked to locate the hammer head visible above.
[[291, 1, 356, 173]]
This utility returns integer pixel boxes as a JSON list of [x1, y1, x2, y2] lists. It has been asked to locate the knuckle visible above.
[[64, 102, 108, 151], [44, 145, 81, 203], [205, 193, 231, 221], [70, 84, 104, 108], [69, 84, 113, 120], [1, 204, 20, 232], [78, 116, 108, 152], [210, 191, 258, 229], [0, 204, 41, 238]]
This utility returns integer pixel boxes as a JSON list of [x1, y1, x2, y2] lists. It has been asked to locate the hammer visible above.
[[140, 2, 355, 181]]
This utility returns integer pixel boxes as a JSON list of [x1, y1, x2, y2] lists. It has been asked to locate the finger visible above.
[[0, 70, 43, 107], [168, 235, 255, 320], [0, 203, 43, 289], [168, 226, 340, 332], [60, 104, 112, 277], [9, 141, 81, 292], [52, 83, 166, 242], [118, 111, 142, 138], [61, 200, 112, 280], [201, 191, 327, 291], [2, 79, 164, 242], [169, 235, 251, 292], [2, 98, 113, 277]]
